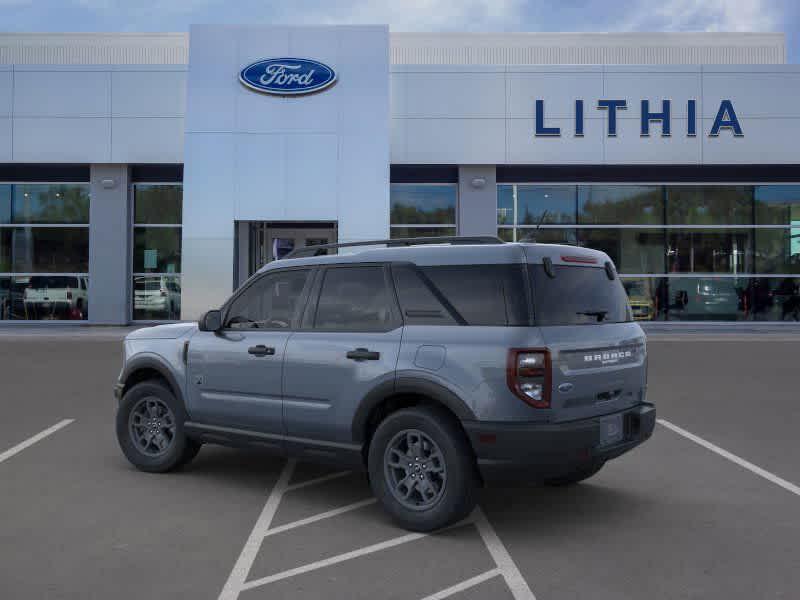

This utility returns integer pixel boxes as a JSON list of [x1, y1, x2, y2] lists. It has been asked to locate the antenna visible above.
[[519, 210, 549, 243]]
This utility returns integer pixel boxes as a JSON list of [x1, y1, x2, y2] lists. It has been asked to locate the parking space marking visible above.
[[0, 419, 74, 465], [420, 568, 501, 600], [220, 458, 538, 600], [474, 507, 537, 600], [658, 418, 800, 497], [240, 529, 430, 591], [262, 498, 377, 538], [285, 470, 351, 492], [219, 458, 297, 600]]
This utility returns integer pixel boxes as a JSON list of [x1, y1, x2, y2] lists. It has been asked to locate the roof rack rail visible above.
[[283, 235, 504, 259]]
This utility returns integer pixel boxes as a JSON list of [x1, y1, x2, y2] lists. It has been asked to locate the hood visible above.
[[125, 322, 197, 340]]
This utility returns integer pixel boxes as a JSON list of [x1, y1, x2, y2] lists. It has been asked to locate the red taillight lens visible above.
[[507, 348, 551, 408]]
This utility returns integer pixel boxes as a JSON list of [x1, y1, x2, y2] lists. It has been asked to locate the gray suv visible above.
[[114, 237, 655, 532]]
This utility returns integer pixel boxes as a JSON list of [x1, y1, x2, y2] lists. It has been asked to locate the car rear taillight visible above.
[[507, 348, 551, 408], [66, 290, 72, 300], [160, 289, 167, 297]]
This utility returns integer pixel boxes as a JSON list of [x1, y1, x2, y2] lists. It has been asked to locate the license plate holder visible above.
[[598, 413, 624, 447]]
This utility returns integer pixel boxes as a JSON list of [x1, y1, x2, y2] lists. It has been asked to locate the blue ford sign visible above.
[[239, 58, 337, 96]]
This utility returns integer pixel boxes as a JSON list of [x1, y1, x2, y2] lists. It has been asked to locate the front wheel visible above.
[[116, 380, 201, 473], [368, 406, 477, 532]]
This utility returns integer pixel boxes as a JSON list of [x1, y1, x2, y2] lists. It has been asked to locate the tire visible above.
[[368, 406, 478, 532], [543, 461, 605, 486], [116, 380, 201, 473]]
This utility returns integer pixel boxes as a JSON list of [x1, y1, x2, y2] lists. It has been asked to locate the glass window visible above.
[[2, 184, 90, 225], [666, 277, 749, 321], [134, 185, 182, 225], [0, 275, 89, 320], [497, 185, 514, 225], [666, 229, 753, 274], [133, 275, 181, 320], [133, 228, 181, 273], [0, 185, 10, 224], [392, 265, 458, 326], [754, 185, 800, 225], [666, 186, 752, 225], [621, 277, 667, 321], [750, 277, 800, 321], [420, 264, 528, 326], [314, 266, 394, 331], [0, 182, 90, 321], [516, 185, 576, 225], [390, 184, 456, 239], [755, 229, 800, 274], [132, 183, 182, 320], [1, 227, 89, 273], [530, 265, 632, 326], [578, 185, 663, 225], [579, 229, 665, 274], [226, 269, 310, 329]]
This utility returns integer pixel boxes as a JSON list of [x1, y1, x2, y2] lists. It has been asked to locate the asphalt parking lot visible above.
[[1, 329, 799, 599]]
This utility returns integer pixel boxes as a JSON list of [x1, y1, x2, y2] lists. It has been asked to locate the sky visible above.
[[0, 0, 797, 62]]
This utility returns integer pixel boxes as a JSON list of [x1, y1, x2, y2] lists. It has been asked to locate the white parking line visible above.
[[0, 419, 74, 464], [474, 507, 537, 600], [218, 458, 297, 600], [240, 530, 429, 591], [262, 498, 377, 538], [220, 459, 537, 600], [285, 470, 351, 492], [658, 418, 800, 497], [419, 568, 501, 600]]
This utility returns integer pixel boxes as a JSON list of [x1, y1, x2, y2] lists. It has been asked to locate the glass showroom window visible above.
[[390, 184, 457, 239], [0, 183, 90, 321], [132, 184, 182, 320], [497, 183, 800, 321]]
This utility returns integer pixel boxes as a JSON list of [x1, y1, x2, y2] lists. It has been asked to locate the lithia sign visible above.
[[535, 99, 743, 138]]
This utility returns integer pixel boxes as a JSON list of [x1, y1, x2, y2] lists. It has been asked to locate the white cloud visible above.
[[622, 0, 780, 32]]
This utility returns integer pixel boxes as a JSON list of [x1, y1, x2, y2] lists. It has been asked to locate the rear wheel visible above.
[[368, 406, 477, 532], [116, 380, 201, 473], [543, 461, 605, 486]]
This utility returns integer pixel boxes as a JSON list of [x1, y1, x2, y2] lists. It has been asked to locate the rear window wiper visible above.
[[576, 310, 608, 322]]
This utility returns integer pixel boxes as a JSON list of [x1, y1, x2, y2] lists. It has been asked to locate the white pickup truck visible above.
[[23, 275, 88, 320]]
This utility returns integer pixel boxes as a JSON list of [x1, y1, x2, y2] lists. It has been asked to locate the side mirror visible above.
[[198, 309, 222, 332]]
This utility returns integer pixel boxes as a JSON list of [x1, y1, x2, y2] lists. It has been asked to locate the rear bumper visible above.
[[463, 403, 656, 484]]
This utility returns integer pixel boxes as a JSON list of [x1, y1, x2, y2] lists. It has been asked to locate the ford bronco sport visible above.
[[115, 237, 655, 532]]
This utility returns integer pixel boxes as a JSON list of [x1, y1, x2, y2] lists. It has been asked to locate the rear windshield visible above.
[[29, 276, 79, 289], [530, 265, 632, 326]]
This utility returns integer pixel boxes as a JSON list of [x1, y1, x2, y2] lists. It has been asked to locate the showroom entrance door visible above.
[[247, 222, 337, 276]]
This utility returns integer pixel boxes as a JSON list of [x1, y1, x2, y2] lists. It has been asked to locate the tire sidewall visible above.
[[368, 407, 476, 531], [116, 381, 192, 473]]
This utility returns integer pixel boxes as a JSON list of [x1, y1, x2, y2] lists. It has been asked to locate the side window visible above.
[[391, 265, 458, 325], [226, 269, 310, 329], [419, 265, 528, 326], [314, 266, 395, 331]]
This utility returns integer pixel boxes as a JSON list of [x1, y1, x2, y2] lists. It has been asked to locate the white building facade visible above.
[[1, 28, 799, 323]]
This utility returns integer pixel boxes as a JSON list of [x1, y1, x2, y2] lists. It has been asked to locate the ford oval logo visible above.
[[239, 58, 337, 96]]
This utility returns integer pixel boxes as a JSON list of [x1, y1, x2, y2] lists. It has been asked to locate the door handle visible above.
[[346, 348, 380, 361], [248, 345, 275, 356]]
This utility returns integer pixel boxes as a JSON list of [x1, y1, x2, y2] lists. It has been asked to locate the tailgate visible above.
[[540, 322, 647, 423]]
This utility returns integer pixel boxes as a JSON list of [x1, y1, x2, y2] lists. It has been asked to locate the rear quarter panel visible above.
[[398, 325, 550, 422]]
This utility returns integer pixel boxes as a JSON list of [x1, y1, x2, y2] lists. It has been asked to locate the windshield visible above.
[[530, 265, 632, 326]]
